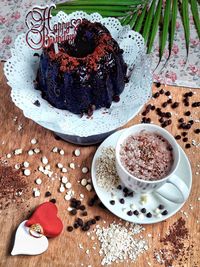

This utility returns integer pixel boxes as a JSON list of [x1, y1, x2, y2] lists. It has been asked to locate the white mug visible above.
[[115, 124, 190, 203]]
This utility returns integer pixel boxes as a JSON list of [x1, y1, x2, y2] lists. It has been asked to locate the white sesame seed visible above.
[[57, 163, 63, 169], [65, 182, 72, 189], [154, 208, 161, 214], [67, 207, 73, 211], [28, 150, 34, 156], [61, 176, 68, 184], [42, 156, 48, 165], [69, 163, 75, 169], [82, 167, 88, 174], [86, 184, 92, 191], [62, 167, 67, 173], [74, 149, 81, 157], [35, 178, 42, 185], [38, 165, 44, 172], [23, 161, 29, 168], [6, 153, 11, 158], [60, 149, 65, 155], [31, 138, 37, 145], [80, 194, 84, 199], [24, 169, 31, 176], [81, 178, 87, 186]]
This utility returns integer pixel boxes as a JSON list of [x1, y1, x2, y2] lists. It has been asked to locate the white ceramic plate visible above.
[[91, 130, 192, 224]]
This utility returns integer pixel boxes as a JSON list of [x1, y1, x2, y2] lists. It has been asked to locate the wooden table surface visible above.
[[0, 62, 199, 267]]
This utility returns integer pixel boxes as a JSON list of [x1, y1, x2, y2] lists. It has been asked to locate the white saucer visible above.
[[91, 130, 192, 224]]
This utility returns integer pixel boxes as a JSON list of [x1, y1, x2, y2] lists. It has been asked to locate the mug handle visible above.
[[155, 175, 189, 203]]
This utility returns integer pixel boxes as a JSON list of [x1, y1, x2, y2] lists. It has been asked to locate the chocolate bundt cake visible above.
[[37, 19, 127, 115]]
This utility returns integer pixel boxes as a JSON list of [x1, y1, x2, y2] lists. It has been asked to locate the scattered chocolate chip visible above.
[[185, 143, 191, 149], [194, 129, 200, 134], [76, 218, 84, 226], [184, 111, 191, 116], [110, 200, 115, 205], [146, 212, 152, 218], [159, 118, 164, 123], [33, 100, 40, 107], [117, 185, 122, 190], [189, 120, 194, 125], [119, 198, 125, 204], [155, 82, 161, 88], [184, 101, 190, 106], [141, 208, 146, 213], [188, 92, 193, 97], [127, 210, 133, 216], [161, 210, 168, 215], [171, 102, 179, 109], [95, 216, 101, 221], [165, 91, 171, 96], [81, 211, 88, 216], [79, 205, 86, 211], [151, 105, 155, 110], [165, 112, 172, 118], [192, 102, 200, 107], [158, 204, 165, 210], [183, 137, 188, 142], [142, 111, 147, 116], [45, 191, 51, 197], [67, 226, 73, 232], [91, 219, 96, 224], [159, 89, 164, 94], [167, 99, 172, 104], [70, 209, 77, 215], [73, 222, 79, 229], [82, 225, 90, 231], [133, 210, 139, 216], [181, 132, 187, 137], [178, 118, 184, 123], [50, 198, 56, 204], [123, 187, 129, 193], [128, 191, 134, 197], [153, 92, 160, 98], [88, 198, 95, 207], [162, 102, 168, 108]]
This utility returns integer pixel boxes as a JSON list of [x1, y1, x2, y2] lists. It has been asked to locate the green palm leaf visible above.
[[129, 11, 138, 28], [142, 0, 157, 42], [182, 0, 190, 58], [190, 0, 200, 39], [134, 3, 148, 32], [147, 0, 162, 54]]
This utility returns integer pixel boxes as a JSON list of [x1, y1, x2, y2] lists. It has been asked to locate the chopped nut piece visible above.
[[28, 150, 34, 156], [42, 156, 48, 165], [86, 184, 92, 191], [24, 169, 31, 176], [60, 149, 65, 155], [34, 148, 40, 154], [61, 176, 68, 184], [35, 178, 42, 185], [15, 164, 20, 170], [31, 138, 37, 145], [81, 179, 87, 186], [62, 167, 67, 173], [59, 185, 65, 193], [52, 147, 58, 153], [14, 148, 23, 155], [65, 182, 72, 189], [69, 163, 75, 169], [82, 167, 88, 174], [74, 149, 81, 157], [33, 190, 40, 197], [23, 161, 29, 168], [57, 163, 63, 169]]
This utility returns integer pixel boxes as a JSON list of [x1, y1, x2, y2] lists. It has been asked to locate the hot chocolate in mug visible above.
[[115, 124, 190, 203]]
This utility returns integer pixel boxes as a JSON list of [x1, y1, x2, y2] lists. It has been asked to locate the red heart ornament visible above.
[[25, 202, 63, 238]]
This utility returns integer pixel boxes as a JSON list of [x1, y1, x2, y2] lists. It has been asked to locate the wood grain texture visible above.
[[0, 62, 199, 267]]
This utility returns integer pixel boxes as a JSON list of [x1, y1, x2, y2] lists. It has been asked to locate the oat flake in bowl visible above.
[[120, 130, 174, 181]]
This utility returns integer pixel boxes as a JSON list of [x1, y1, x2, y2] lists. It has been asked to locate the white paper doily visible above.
[[4, 11, 152, 137]]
